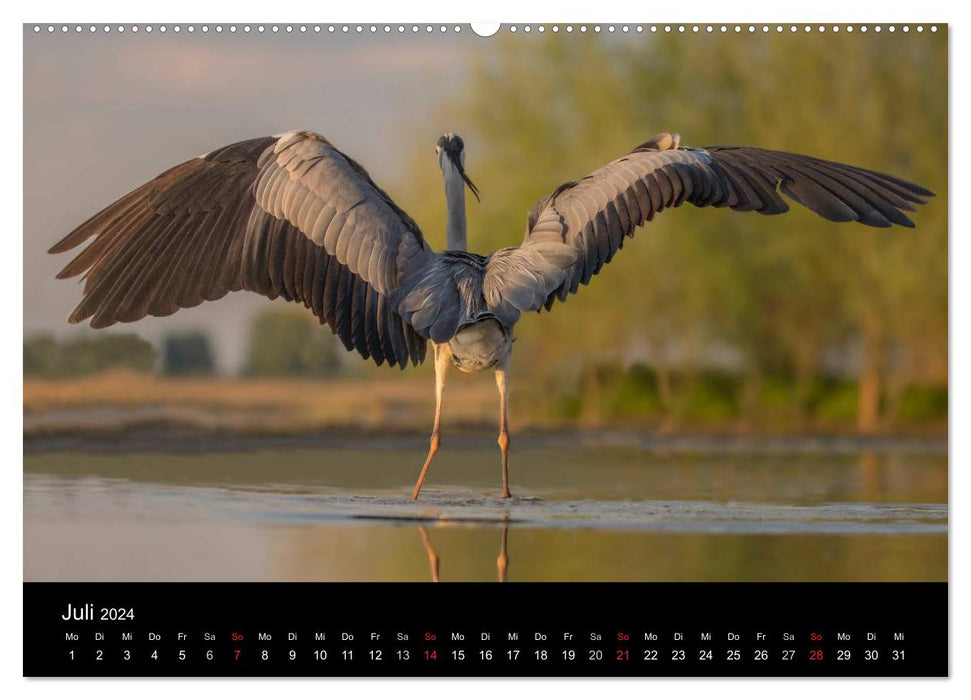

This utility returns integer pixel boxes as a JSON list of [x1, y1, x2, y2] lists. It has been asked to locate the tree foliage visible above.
[[24, 333, 157, 377], [244, 307, 343, 378], [162, 333, 215, 377], [401, 31, 947, 430]]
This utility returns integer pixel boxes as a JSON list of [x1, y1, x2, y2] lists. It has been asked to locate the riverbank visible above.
[[24, 370, 947, 441]]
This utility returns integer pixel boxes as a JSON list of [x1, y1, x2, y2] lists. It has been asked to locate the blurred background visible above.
[[23, 26, 947, 582], [25, 26, 946, 437]]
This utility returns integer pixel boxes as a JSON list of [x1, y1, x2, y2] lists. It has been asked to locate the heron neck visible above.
[[443, 161, 468, 252]]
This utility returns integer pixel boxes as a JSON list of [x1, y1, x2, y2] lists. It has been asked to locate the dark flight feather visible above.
[[496, 133, 932, 316], [49, 132, 432, 368]]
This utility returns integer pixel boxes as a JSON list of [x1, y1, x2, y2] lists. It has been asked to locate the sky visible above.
[[24, 27, 488, 372]]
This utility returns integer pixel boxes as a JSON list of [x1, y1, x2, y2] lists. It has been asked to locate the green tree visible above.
[[244, 307, 343, 378], [400, 30, 946, 431], [24, 333, 157, 377], [23, 335, 60, 376], [162, 333, 215, 377]]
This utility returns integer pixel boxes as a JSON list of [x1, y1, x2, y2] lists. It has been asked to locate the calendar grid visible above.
[[24, 582, 947, 677]]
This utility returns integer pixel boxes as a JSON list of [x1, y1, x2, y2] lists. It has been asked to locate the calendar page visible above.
[[22, 19, 948, 678]]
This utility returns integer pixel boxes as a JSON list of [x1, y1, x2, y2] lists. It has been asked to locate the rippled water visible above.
[[23, 437, 947, 582]]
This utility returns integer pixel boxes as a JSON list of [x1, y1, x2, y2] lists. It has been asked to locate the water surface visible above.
[[24, 438, 947, 582]]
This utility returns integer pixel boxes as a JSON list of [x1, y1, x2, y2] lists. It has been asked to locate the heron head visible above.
[[436, 132, 480, 202]]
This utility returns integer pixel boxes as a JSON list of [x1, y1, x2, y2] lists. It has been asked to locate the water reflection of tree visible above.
[[273, 520, 944, 582], [857, 452, 884, 501]]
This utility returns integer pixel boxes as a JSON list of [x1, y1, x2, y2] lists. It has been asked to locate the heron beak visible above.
[[446, 150, 480, 203], [460, 167, 481, 203]]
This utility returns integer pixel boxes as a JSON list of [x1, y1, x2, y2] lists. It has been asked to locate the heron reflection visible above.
[[418, 523, 509, 583]]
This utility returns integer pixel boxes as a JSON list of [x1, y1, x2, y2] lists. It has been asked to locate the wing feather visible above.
[[488, 132, 932, 317], [49, 132, 432, 368]]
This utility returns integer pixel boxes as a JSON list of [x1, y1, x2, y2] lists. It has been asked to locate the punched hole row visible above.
[[31, 24, 939, 35]]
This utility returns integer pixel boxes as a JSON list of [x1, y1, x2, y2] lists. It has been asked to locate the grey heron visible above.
[[49, 130, 933, 500]]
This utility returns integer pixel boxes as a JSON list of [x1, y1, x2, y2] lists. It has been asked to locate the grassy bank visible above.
[[23, 369, 946, 438], [24, 370, 497, 435]]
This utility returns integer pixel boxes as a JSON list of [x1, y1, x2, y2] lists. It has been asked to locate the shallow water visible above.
[[23, 439, 947, 582]]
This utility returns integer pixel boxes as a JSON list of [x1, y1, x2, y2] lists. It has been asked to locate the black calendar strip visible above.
[[24, 582, 947, 677]]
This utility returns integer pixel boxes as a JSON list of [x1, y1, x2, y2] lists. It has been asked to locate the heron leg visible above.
[[496, 524, 509, 583], [495, 360, 512, 499], [411, 345, 450, 500], [418, 526, 440, 583]]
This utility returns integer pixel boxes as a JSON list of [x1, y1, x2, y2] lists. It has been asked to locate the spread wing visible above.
[[49, 131, 436, 368], [487, 132, 934, 318]]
